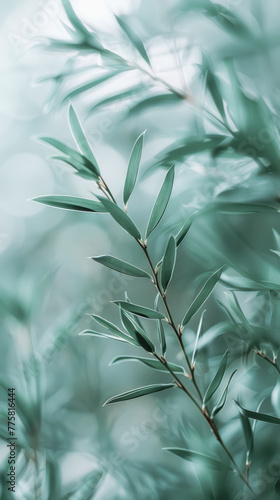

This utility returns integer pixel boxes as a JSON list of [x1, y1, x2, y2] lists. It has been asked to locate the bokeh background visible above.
[[1, 1, 280, 499]]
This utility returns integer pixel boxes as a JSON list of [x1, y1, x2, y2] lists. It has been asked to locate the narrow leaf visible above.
[[146, 165, 175, 238], [79, 329, 130, 343], [123, 131, 145, 207], [191, 310, 206, 368], [119, 309, 155, 352], [110, 356, 185, 374], [113, 301, 165, 320], [32, 195, 107, 213], [89, 314, 138, 345], [115, 15, 151, 66], [63, 71, 119, 103], [182, 266, 225, 327], [69, 105, 100, 174], [211, 369, 237, 417], [175, 213, 197, 247], [103, 383, 174, 405], [161, 235, 176, 291], [234, 401, 280, 425], [164, 448, 231, 471], [97, 196, 141, 240], [203, 350, 228, 405], [90, 255, 151, 278], [240, 413, 254, 462]]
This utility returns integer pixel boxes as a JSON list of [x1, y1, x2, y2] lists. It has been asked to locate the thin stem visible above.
[[256, 350, 280, 375]]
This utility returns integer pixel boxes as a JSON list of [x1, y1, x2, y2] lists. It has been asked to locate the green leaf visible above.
[[161, 235, 176, 291], [115, 15, 151, 67], [110, 356, 185, 374], [32, 195, 107, 213], [120, 309, 155, 352], [240, 412, 254, 463], [128, 94, 182, 116], [191, 310, 206, 368], [113, 301, 165, 320], [89, 314, 138, 345], [68, 105, 100, 175], [68, 470, 103, 500], [38, 137, 99, 180], [211, 369, 237, 417], [164, 448, 231, 470], [182, 266, 225, 327], [89, 84, 148, 112], [209, 202, 278, 214], [61, 0, 92, 39], [201, 54, 226, 121], [97, 196, 141, 239], [154, 294, 167, 357], [103, 383, 174, 405], [63, 71, 120, 103], [175, 213, 197, 247], [50, 156, 96, 180], [90, 255, 151, 279], [146, 165, 175, 238], [234, 401, 280, 425], [123, 131, 145, 207], [203, 350, 228, 405], [79, 329, 131, 343]]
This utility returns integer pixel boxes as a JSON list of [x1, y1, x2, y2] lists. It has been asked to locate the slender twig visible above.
[[255, 350, 280, 375]]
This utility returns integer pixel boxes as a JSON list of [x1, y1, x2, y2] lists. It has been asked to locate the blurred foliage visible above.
[[2, 0, 280, 499]]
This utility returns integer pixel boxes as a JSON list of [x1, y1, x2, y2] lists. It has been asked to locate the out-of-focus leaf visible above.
[[191, 310, 206, 368], [115, 15, 151, 66], [207, 202, 278, 214], [234, 401, 280, 425], [89, 84, 148, 112], [119, 309, 155, 352], [103, 383, 175, 405], [203, 351, 228, 405], [63, 71, 120, 103], [61, 0, 93, 39], [110, 356, 185, 374], [211, 370, 237, 417], [68, 469, 103, 500], [97, 196, 141, 239], [128, 94, 182, 116], [113, 300, 165, 320], [123, 131, 145, 207], [201, 53, 226, 121], [164, 448, 231, 470], [161, 235, 176, 291], [146, 165, 175, 238], [89, 314, 138, 345], [182, 266, 225, 327], [68, 105, 99, 174], [32, 195, 107, 213], [90, 255, 151, 278]]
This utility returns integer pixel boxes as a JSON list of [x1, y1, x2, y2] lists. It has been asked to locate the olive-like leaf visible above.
[[240, 412, 254, 462], [191, 310, 206, 368], [113, 300, 165, 320], [110, 356, 185, 374], [90, 255, 151, 279], [164, 448, 231, 470], [161, 235, 176, 291], [103, 383, 175, 405], [79, 329, 131, 343], [119, 309, 155, 352], [97, 196, 141, 240], [146, 165, 175, 238], [69, 105, 100, 175], [211, 369, 237, 417], [182, 266, 225, 327], [123, 131, 145, 207], [32, 195, 107, 213], [88, 314, 138, 345], [63, 72, 120, 103], [128, 94, 182, 116], [175, 213, 197, 247], [115, 15, 151, 67], [203, 350, 228, 405], [154, 294, 167, 357], [234, 401, 280, 425]]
